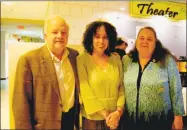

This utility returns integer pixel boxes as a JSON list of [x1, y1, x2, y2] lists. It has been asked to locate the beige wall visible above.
[[1, 31, 8, 79], [46, 1, 186, 57], [47, 1, 131, 45]]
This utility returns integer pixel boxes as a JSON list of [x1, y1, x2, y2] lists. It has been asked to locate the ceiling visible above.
[[1, 1, 129, 37], [1, 1, 186, 38], [1, 1, 49, 20], [1, 1, 48, 37], [1, 1, 185, 20], [1, 1, 130, 20]]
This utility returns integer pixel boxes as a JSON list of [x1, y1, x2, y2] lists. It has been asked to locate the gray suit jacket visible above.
[[12, 45, 80, 129]]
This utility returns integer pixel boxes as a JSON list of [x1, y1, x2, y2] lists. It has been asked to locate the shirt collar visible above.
[[47, 44, 69, 62]]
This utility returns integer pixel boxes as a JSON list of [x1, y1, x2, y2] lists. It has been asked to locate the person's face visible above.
[[93, 25, 109, 55], [136, 29, 156, 58], [45, 17, 69, 52]]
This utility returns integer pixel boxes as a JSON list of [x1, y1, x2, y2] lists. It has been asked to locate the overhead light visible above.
[[120, 7, 125, 11], [2, 2, 13, 6]]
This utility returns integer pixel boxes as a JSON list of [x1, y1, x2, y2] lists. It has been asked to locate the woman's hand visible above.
[[108, 121, 119, 130], [97, 109, 109, 119], [106, 111, 120, 129], [172, 116, 183, 130]]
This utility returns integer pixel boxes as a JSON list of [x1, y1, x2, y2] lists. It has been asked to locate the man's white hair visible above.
[[44, 14, 69, 34]]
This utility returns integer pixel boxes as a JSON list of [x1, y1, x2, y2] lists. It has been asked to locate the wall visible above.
[[116, 19, 186, 57], [1, 31, 8, 79], [46, 1, 186, 57], [173, 25, 186, 57], [46, 1, 131, 45]]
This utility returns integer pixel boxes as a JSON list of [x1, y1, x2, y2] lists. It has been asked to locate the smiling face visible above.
[[93, 25, 109, 55], [44, 16, 69, 53], [136, 28, 156, 58]]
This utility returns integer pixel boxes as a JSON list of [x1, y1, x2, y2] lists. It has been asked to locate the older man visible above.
[[12, 15, 80, 130]]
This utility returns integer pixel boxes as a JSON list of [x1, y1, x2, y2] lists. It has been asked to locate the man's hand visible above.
[[172, 116, 183, 130]]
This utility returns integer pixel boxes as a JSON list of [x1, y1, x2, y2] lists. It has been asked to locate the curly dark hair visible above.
[[128, 26, 177, 67], [82, 21, 117, 56]]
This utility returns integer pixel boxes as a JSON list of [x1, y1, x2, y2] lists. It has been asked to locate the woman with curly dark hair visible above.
[[77, 21, 125, 130], [122, 26, 184, 130]]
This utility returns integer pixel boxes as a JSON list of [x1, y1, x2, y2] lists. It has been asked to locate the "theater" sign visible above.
[[130, 2, 186, 21]]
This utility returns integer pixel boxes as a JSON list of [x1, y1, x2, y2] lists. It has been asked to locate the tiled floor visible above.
[[1, 79, 9, 129]]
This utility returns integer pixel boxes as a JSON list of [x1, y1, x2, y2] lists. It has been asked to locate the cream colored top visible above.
[[77, 52, 125, 120], [47, 46, 75, 112]]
